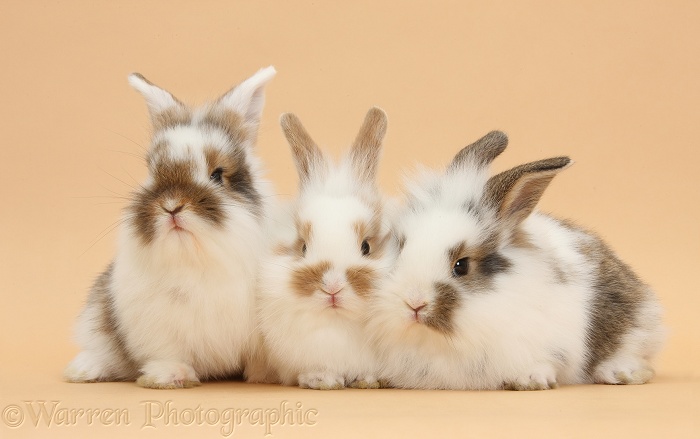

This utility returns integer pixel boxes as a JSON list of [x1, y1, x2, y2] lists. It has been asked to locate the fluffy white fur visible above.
[[368, 158, 665, 390], [65, 67, 277, 388], [258, 111, 392, 389]]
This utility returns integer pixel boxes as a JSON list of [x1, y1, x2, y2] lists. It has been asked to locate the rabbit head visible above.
[[271, 108, 392, 320], [370, 131, 571, 345], [123, 67, 276, 260]]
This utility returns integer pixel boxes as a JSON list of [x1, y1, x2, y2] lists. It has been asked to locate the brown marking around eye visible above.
[[447, 242, 468, 266], [442, 237, 512, 297], [352, 202, 389, 259], [129, 157, 225, 245], [345, 266, 378, 298], [204, 146, 261, 217], [290, 261, 332, 297]]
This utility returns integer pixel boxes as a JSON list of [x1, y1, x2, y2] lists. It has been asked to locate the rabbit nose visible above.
[[163, 205, 184, 215], [406, 301, 427, 321], [321, 284, 345, 296], [407, 303, 427, 312]]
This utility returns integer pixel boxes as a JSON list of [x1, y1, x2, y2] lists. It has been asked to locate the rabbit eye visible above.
[[361, 240, 370, 256], [210, 168, 224, 184], [452, 257, 469, 277], [301, 242, 307, 256]]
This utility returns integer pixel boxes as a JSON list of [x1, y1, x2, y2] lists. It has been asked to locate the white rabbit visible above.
[[368, 131, 665, 390], [258, 108, 394, 390], [64, 67, 277, 388]]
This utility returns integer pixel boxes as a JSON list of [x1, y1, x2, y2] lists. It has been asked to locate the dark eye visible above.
[[210, 168, 224, 184], [301, 242, 307, 256], [361, 240, 370, 256], [452, 257, 469, 277]]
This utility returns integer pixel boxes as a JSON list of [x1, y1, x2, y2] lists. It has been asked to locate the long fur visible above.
[[368, 133, 665, 390], [258, 108, 394, 389], [65, 67, 277, 388]]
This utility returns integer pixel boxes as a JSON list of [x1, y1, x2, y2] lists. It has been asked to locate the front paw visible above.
[[136, 360, 201, 389], [348, 375, 381, 389], [504, 369, 558, 391], [298, 371, 345, 390], [594, 361, 654, 385]]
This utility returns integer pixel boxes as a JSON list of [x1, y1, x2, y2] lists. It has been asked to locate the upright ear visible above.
[[449, 131, 508, 172], [128, 72, 185, 121], [218, 66, 276, 126], [349, 107, 388, 183], [280, 113, 326, 187], [484, 157, 572, 228]]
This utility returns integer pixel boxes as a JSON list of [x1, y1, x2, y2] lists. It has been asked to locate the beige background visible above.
[[1, 1, 698, 438]]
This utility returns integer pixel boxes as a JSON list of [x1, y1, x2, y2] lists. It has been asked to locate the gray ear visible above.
[[484, 157, 572, 227], [349, 107, 388, 183], [449, 131, 508, 171], [280, 113, 326, 187], [128, 72, 185, 120]]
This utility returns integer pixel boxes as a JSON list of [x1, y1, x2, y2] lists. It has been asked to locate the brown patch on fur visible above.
[[152, 107, 191, 132], [511, 227, 536, 249], [86, 263, 139, 380], [349, 107, 387, 183], [278, 220, 314, 259], [200, 109, 250, 146], [129, 159, 226, 245], [484, 157, 571, 226], [346, 266, 378, 298], [445, 237, 512, 295], [204, 146, 261, 215], [577, 229, 649, 376], [550, 259, 568, 284], [290, 261, 331, 297], [297, 220, 313, 243], [352, 202, 390, 259], [449, 131, 508, 170], [280, 113, 326, 187], [447, 242, 468, 265], [424, 282, 459, 334]]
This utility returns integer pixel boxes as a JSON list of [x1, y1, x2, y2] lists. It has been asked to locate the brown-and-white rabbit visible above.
[[64, 67, 277, 388], [258, 108, 394, 389], [368, 131, 665, 390]]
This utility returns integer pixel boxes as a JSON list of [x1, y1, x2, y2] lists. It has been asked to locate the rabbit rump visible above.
[[64, 67, 277, 388], [368, 131, 665, 390], [258, 108, 393, 390]]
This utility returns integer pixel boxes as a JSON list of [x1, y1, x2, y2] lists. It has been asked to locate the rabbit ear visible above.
[[449, 131, 508, 172], [485, 157, 572, 228], [217, 66, 276, 126], [128, 72, 184, 118], [349, 107, 388, 183], [280, 113, 326, 187]]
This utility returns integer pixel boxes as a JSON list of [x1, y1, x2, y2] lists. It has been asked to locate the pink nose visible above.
[[322, 284, 344, 296], [163, 205, 184, 215], [407, 302, 427, 321]]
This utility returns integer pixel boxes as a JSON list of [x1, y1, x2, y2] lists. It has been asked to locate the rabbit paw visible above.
[[64, 351, 109, 383], [504, 367, 558, 391], [298, 372, 345, 390], [348, 375, 381, 389], [136, 360, 201, 389], [594, 359, 654, 385]]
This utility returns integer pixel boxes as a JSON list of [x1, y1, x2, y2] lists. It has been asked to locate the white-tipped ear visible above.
[[128, 73, 181, 115], [218, 66, 277, 125]]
